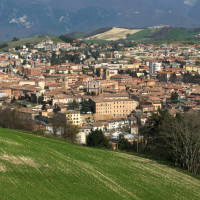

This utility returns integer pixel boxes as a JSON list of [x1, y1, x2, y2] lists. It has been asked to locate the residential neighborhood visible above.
[[1, 37, 200, 146]]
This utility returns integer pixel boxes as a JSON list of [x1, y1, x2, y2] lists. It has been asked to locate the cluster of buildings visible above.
[[1, 38, 200, 145]]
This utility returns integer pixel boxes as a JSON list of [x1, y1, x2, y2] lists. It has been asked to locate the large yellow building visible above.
[[184, 65, 199, 72], [90, 97, 138, 118]]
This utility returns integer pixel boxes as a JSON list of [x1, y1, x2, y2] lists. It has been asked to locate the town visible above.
[[1, 0, 200, 198], [0, 36, 200, 147]]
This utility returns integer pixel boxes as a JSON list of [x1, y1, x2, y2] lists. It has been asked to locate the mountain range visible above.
[[1, 0, 200, 41]]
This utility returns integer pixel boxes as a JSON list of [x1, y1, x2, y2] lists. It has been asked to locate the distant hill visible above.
[[1, 27, 200, 50], [2, 0, 200, 41], [126, 27, 200, 43], [82, 27, 200, 43], [0, 128, 200, 199]]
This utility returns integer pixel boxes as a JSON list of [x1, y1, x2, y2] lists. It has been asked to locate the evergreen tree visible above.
[[170, 73, 177, 83], [51, 52, 57, 65], [81, 100, 92, 113], [170, 92, 179, 103], [11, 96, 16, 103], [87, 129, 111, 149], [118, 135, 132, 152], [68, 100, 79, 110]]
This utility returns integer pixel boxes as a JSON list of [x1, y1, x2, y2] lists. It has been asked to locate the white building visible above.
[[149, 62, 162, 73]]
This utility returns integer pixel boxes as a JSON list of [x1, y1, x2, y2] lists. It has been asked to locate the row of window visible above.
[[97, 110, 129, 114], [97, 107, 130, 111], [96, 101, 133, 106]]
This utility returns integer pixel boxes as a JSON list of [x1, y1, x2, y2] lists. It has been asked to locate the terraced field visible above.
[[0, 128, 200, 200], [87, 28, 142, 41]]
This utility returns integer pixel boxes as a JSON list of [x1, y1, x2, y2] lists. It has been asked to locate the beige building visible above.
[[0, 61, 10, 67], [15, 108, 39, 120], [90, 97, 138, 118], [78, 125, 92, 144], [59, 111, 82, 126]]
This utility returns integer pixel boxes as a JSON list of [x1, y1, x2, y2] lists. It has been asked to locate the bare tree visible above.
[[52, 114, 79, 143], [162, 114, 200, 174]]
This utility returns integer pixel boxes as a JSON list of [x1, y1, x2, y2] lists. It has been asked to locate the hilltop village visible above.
[[1, 38, 200, 145]]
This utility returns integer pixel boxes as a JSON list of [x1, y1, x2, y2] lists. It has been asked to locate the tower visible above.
[[103, 69, 110, 80], [8, 63, 14, 78]]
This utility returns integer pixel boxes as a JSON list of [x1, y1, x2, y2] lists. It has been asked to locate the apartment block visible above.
[[59, 110, 82, 126]]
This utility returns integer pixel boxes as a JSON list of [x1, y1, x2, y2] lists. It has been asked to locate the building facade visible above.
[[90, 97, 138, 118], [149, 62, 162, 74], [59, 111, 82, 126]]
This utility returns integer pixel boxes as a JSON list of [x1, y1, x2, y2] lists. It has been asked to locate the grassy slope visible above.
[[127, 28, 199, 43], [0, 36, 63, 51], [126, 28, 160, 42], [0, 128, 200, 200], [65, 32, 86, 39]]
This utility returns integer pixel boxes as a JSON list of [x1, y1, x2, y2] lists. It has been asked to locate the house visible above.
[[90, 122, 104, 131], [24, 68, 42, 77], [131, 124, 139, 135], [140, 104, 155, 112], [78, 122, 104, 144], [124, 134, 143, 143], [107, 119, 128, 130], [78, 125, 92, 144], [15, 108, 39, 120]]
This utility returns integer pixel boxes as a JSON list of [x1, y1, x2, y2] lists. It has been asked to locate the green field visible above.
[[0, 128, 200, 200], [84, 39, 108, 44], [0, 36, 63, 51], [126, 28, 160, 42]]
